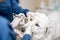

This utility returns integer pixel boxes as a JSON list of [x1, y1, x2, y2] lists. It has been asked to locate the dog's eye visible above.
[[35, 23, 40, 27]]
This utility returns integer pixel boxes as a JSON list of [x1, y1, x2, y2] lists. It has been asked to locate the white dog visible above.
[[11, 11, 60, 40], [23, 11, 60, 40], [23, 12, 50, 40]]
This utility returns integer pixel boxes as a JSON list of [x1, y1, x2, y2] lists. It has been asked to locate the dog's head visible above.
[[18, 12, 49, 40]]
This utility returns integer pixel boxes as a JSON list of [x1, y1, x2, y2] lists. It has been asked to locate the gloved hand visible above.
[[11, 13, 25, 28], [22, 24, 32, 40], [14, 29, 23, 37], [23, 24, 32, 36]]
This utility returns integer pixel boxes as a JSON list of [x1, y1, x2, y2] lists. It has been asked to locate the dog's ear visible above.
[[0, 0, 3, 3]]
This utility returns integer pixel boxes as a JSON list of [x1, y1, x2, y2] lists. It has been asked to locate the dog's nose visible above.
[[21, 28, 25, 32]]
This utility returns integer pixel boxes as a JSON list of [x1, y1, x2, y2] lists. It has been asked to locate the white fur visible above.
[[47, 11, 60, 40], [11, 13, 25, 37]]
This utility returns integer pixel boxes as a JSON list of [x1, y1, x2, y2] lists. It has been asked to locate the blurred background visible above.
[[19, 0, 60, 11]]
